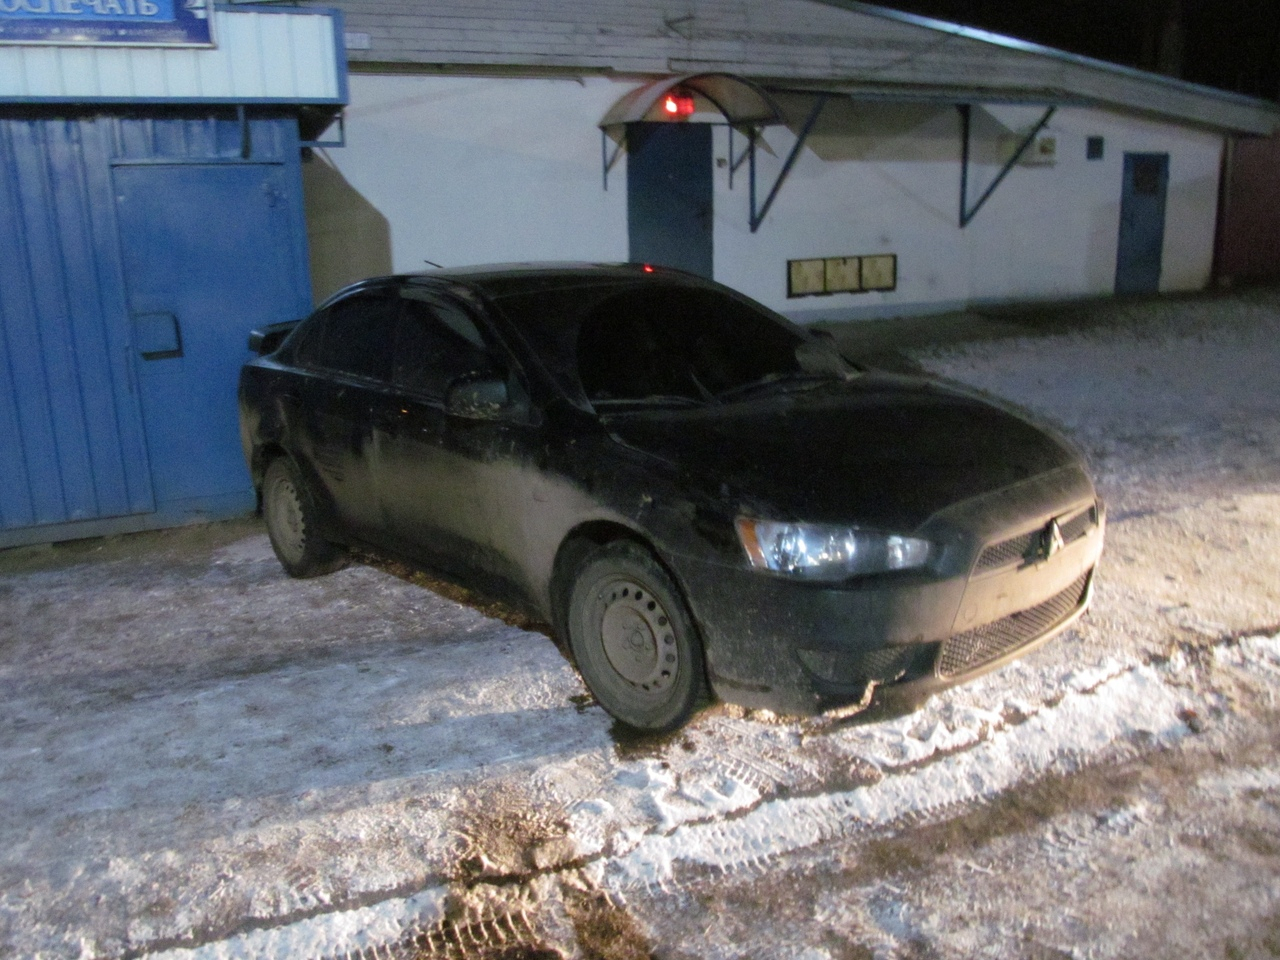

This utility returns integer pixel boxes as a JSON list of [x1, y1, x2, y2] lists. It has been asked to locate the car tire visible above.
[[262, 456, 348, 578], [566, 541, 706, 733]]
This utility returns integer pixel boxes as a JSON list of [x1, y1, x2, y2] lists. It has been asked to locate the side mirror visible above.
[[247, 319, 301, 356], [445, 373, 512, 420]]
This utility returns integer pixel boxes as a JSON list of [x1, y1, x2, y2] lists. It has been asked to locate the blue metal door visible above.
[[1116, 152, 1169, 295], [627, 122, 714, 279], [113, 163, 306, 511], [0, 118, 155, 534]]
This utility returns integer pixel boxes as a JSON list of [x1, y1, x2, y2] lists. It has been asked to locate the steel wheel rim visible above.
[[594, 576, 677, 692], [266, 472, 305, 565]]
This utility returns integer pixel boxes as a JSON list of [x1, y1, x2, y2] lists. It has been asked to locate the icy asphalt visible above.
[[2, 288, 1280, 959]]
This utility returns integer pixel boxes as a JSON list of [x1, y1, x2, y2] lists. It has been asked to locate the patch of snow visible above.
[[6, 291, 1280, 959], [1197, 764, 1280, 798], [605, 665, 1185, 888]]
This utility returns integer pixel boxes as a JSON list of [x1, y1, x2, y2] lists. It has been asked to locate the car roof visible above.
[[318, 262, 715, 310]]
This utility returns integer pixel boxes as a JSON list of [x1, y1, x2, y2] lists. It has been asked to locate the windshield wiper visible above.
[[592, 394, 706, 410], [715, 370, 837, 401]]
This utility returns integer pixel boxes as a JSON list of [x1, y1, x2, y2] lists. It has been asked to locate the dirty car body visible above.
[[239, 264, 1105, 731]]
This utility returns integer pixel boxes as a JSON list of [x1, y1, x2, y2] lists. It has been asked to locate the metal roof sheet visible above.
[[0, 8, 345, 105], [316, 0, 1280, 135]]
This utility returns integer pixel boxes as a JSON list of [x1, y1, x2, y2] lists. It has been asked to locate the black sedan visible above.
[[239, 264, 1104, 732]]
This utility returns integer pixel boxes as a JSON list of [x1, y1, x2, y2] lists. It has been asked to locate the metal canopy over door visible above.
[[627, 122, 714, 279], [113, 160, 307, 513], [1116, 152, 1170, 295], [0, 118, 155, 537]]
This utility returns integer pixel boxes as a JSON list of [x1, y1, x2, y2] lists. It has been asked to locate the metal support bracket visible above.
[[727, 125, 754, 190], [601, 128, 624, 191], [300, 111, 347, 150], [958, 103, 1055, 228], [236, 104, 251, 159], [749, 93, 829, 233]]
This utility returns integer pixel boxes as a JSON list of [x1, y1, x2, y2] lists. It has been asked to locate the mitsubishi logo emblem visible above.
[[1039, 518, 1066, 561]]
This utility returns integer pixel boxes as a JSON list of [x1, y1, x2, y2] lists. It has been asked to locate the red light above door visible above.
[[663, 93, 696, 118]]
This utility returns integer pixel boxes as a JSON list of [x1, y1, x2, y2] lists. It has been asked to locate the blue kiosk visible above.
[[0, 5, 346, 547]]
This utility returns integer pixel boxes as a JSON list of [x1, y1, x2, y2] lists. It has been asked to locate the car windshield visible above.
[[483, 275, 852, 409]]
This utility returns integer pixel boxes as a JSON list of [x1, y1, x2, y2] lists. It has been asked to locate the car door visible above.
[[289, 287, 399, 542], [374, 288, 508, 576]]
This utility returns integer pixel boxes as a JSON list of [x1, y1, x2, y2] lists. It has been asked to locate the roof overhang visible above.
[[599, 72, 786, 130], [810, 1, 1280, 136], [762, 78, 1280, 137], [762, 81, 1085, 109]]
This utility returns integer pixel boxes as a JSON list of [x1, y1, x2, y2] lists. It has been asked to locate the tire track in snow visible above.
[[602, 662, 1190, 890], [139, 653, 1210, 960], [144, 889, 448, 960]]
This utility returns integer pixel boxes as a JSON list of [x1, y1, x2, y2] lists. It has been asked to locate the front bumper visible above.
[[672, 468, 1105, 716]]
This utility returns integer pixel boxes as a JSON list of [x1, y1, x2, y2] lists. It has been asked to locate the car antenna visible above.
[[423, 259, 444, 268]]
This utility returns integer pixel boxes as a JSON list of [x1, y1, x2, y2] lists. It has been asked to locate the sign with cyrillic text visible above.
[[0, 0, 213, 47]]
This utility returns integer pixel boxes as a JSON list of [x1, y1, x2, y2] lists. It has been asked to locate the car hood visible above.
[[601, 373, 1083, 531]]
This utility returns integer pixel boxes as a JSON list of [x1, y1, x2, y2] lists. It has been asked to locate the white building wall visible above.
[[719, 102, 1224, 320], [315, 73, 1224, 317], [959, 106, 1222, 306], [313, 73, 626, 292]]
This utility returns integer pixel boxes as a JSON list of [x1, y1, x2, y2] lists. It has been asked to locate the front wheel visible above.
[[566, 541, 706, 733], [262, 457, 348, 578]]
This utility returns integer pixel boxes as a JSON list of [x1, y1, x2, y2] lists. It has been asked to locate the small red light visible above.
[[662, 93, 696, 118], [643, 264, 655, 273]]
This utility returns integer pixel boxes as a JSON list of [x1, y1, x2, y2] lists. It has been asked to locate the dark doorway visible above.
[[626, 122, 714, 278], [1116, 152, 1170, 294]]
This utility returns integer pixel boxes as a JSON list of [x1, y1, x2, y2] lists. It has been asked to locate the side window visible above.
[[312, 292, 399, 382], [283, 313, 325, 368], [394, 294, 496, 399]]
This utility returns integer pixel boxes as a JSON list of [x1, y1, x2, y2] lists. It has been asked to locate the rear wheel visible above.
[[566, 541, 705, 732], [262, 457, 347, 578]]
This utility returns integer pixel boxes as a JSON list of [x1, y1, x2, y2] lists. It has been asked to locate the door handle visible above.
[[133, 312, 184, 360]]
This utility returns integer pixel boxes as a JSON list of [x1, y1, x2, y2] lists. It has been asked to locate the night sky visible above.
[[870, 0, 1280, 101]]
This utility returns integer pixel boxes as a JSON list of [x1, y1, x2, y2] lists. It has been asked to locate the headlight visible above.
[[735, 518, 931, 580]]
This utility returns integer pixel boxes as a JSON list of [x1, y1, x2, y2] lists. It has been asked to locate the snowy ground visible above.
[[3, 289, 1280, 960]]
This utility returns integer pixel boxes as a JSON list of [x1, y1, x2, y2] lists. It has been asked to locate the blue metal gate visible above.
[[0, 112, 311, 547], [627, 122, 714, 279], [1116, 152, 1170, 295], [0, 118, 155, 535]]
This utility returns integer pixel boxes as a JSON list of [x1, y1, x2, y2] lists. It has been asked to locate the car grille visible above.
[[797, 645, 926, 685], [938, 571, 1091, 678], [975, 505, 1098, 572]]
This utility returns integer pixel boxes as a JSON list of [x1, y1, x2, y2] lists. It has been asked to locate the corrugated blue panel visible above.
[[0, 127, 41, 529], [0, 117, 155, 532], [46, 120, 154, 517], [1, 111, 312, 543], [6, 120, 98, 527], [109, 113, 289, 162]]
